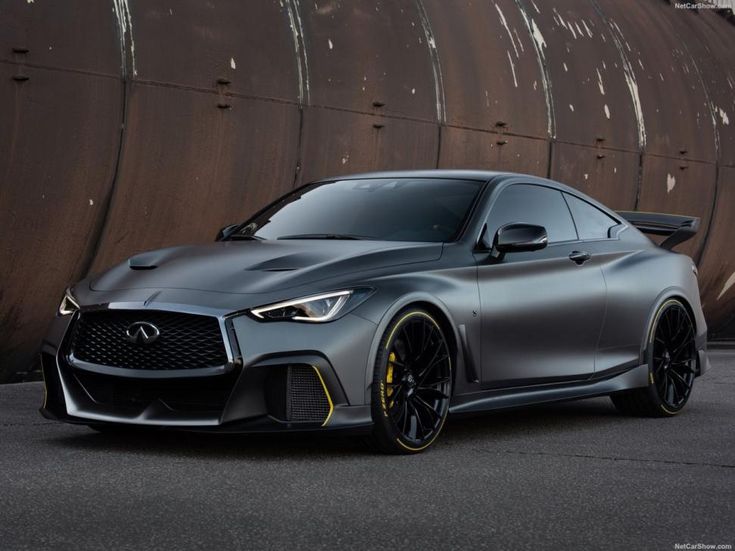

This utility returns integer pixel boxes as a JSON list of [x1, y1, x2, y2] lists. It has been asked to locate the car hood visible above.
[[90, 240, 443, 294]]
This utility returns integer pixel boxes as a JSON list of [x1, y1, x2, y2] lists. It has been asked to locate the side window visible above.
[[563, 193, 618, 240], [487, 184, 577, 243]]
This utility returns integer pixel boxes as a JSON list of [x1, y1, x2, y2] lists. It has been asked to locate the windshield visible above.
[[235, 178, 484, 242]]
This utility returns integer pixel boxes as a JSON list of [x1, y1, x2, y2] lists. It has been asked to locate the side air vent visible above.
[[265, 365, 333, 424]]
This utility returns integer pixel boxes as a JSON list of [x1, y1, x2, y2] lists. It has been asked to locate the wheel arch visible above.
[[640, 290, 697, 363], [363, 294, 464, 405]]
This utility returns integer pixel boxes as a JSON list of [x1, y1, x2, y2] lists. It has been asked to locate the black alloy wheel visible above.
[[611, 299, 696, 417], [370, 309, 452, 454], [651, 301, 696, 412]]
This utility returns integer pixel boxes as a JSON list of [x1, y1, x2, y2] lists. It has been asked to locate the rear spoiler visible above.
[[616, 211, 700, 250]]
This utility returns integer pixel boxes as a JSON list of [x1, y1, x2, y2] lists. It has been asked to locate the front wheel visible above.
[[368, 308, 453, 454], [611, 299, 696, 417]]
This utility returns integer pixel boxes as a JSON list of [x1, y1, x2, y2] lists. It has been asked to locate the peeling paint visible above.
[[596, 68, 605, 95], [605, 18, 646, 148], [495, 4, 520, 58], [328, 38, 333, 50], [569, 104, 574, 112], [230, 57, 236, 69], [506, 50, 518, 88], [666, 173, 676, 193], [563, 62, 568, 72], [581, 19, 593, 38], [518, 3, 553, 137], [604, 104, 610, 119], [717, 272, 735, 301], [112, 0, 137, 77], [719, 107, 730, 126], [284, 0, 310, 105], [415, 0, 446, 123]]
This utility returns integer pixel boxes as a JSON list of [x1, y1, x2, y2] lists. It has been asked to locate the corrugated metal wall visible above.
[[1, 0, 734, 381]]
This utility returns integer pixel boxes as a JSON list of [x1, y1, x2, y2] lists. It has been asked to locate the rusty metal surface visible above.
[[595, 0, 717, 162], [699, 166, 735, 338], [422, 0, 549, 137], [91, 86, 301, 272], [300, 0, 437, 121], [0, 0, 120, 75], [298, 107, 438, 184], [637, 157, 716, 260], [128, 0, 300, 102], [550, 143, 638, 210], [439, 128, 548, 176], [0, 67, 122, 381], [678, 9, 735, 167], [530, 0, 639, 151], [1, 0, 734, 380]]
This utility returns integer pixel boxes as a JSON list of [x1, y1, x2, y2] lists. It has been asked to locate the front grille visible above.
[[265, 365, 332, 423], [69, 310, 227, 371]]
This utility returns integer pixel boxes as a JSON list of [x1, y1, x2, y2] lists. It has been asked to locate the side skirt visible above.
[[449, 363, 649, 415]]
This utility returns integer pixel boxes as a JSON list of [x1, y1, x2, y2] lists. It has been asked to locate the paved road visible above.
[[1, 352, 734, 550]]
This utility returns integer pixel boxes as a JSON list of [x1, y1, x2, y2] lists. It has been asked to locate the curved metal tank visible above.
[[0, 0, 733, 381]]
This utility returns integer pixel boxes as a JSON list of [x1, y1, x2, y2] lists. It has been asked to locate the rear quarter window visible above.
[[563, 193, 619, 240]]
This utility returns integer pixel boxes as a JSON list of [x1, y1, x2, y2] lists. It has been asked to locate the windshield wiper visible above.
[[277, 233, 369, 240], [228, 234, 265, 241]]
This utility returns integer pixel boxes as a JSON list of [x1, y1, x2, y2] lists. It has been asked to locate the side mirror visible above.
[[492, 223, 548, 259], [215, 224, 240, 242]]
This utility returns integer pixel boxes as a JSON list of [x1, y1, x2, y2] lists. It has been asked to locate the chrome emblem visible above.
[[125, 321, 160, 344]]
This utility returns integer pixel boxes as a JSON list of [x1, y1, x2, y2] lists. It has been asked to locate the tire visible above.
[[611, 298, 696, 417], [368, 308, 453, 454]]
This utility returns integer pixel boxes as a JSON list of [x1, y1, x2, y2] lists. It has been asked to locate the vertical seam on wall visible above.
[[284, 0, 310, 188], [514, 0, 555, 177], [590, 0, 646, 210], [78, 0, 131, 278], [414, 0, 446, 168]]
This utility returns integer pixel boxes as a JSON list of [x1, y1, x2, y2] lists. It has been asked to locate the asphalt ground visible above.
[[1, 351, 733, 550]]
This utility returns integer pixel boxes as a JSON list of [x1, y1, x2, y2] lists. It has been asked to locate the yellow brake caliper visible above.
[[386, 352, 395, 406]]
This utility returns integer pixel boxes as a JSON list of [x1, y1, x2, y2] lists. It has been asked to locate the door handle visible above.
[[569, 250, 591, 265]]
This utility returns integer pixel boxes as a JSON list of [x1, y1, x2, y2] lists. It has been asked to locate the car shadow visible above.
[[47, 397, 628, 460]]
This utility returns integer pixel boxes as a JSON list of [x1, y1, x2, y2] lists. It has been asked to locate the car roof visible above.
[[312, 169, 622, 222], [314, 169, 506, 182], [314, 169, 583, 195]]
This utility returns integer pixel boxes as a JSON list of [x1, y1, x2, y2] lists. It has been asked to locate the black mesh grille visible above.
[[69, 310, 227, 371], [286, 366, 331, 422]]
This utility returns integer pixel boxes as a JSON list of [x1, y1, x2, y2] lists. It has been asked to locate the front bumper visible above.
[[40, 304, 376, 433]]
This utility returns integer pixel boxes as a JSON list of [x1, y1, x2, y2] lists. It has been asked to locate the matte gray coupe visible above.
[[40, 170, 710, 453]]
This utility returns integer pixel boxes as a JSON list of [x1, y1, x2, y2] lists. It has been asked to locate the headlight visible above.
[[250, 290, 364, 322], [58, 287, 79, 316]]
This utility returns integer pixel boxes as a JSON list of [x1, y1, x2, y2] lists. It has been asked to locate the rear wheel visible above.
[[611, 299, 696, 417], [369, 309, 452, 454]]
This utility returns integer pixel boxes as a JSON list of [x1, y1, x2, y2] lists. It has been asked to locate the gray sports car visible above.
[[40, 170, 710, 454]]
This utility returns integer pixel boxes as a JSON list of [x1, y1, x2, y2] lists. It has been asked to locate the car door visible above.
[[476, 184, 607, 388]]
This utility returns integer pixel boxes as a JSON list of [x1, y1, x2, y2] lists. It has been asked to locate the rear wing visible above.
[[616, 211, 700, 250]]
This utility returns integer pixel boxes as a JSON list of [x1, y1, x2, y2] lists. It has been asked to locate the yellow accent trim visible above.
[[384, 311, 438, 351], [41, 360, 47, 410], [383, 310, 451, 452], [312, 365, 334, 427]]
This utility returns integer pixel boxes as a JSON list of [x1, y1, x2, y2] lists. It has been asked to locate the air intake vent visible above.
[[69, 310, 227, 371], [266, 365, 332, 424]]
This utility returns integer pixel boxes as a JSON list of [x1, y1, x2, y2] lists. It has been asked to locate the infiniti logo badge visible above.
[[125, 321, 160, 344]]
